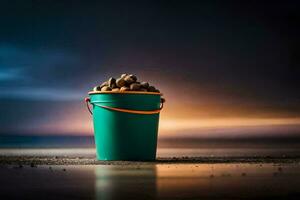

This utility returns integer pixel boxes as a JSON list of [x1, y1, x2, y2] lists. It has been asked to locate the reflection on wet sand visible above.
[[156, 164, 300, 199], [95, 165, 157, 200], [94, 163, 300, 200], [1, 162, 300, 199]]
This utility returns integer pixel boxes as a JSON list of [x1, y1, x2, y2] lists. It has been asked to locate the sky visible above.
[[0, 1, 300, 139]]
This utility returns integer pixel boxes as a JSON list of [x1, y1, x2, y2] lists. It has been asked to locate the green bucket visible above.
[[85, 91, 163, 161]]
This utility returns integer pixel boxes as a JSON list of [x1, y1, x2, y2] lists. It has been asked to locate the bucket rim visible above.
[[88, 91, 162, 95]]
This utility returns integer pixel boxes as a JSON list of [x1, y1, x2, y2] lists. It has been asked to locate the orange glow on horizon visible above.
[[159, 117, 300, 131], [25, 116, 300, 137]]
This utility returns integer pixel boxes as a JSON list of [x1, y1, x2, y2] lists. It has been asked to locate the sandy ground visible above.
[[0, 156, 300, 165], [0, 156, 300, 199]]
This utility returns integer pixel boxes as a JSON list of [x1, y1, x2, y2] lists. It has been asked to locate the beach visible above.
[[1, 148, 300, 200], [1, 0, 300, 199]]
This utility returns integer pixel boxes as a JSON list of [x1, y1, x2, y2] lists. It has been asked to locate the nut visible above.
[[116, 78, 126, 87], [148, 86, 156, 92], [111, 83, 117, 89], [112, 88, 120, 92], [128, 74, 137, 82], [93, 86, 101, 91], [124, 76, 135, 84], [121, 74, 128, 78], [141, 82, 149, 88], [130, 83, 141, 91], [101, 86, 112, 91], [120, 86, 130, 92], [100, 81, 108, 88], [108, 77, 116, 88]]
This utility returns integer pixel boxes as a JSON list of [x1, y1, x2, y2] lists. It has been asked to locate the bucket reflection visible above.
[[95, 165, 157, 200]]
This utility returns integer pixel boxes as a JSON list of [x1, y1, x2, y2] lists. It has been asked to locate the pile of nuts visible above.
[[93, 74, 161, 93]]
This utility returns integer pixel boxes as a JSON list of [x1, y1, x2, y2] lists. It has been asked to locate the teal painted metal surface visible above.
[[89, 92, 161, 161]]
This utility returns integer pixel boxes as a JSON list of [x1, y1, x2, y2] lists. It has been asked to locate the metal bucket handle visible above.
[[85, 97, 164, 115]]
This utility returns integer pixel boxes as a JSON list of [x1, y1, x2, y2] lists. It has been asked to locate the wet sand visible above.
[[1, 156, 300, 199], [0, 156, 300, 165]]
